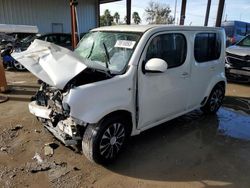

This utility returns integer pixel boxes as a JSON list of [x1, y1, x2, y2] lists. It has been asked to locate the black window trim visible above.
[[143, 32, 188, 71], [194, 32, 221, 63]]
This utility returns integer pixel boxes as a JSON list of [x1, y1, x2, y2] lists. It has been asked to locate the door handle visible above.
[[181, 72, 189, 78]]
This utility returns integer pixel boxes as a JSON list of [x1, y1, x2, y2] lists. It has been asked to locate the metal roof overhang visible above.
[[99, 0, 121, 4]]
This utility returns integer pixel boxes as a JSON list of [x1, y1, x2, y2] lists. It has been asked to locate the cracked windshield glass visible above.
[[75, 31, 141, 74]]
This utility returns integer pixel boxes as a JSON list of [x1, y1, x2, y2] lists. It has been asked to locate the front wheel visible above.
[[82, 116, 130, 164], [201, 84, 225, 114]]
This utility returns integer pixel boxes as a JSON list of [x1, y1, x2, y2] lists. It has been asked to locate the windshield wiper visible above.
[[87, 41, 95, 58], [102, 42, 111, 75]]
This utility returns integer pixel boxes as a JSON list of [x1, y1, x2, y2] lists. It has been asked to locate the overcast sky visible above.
[[100, 0, 250, 26]]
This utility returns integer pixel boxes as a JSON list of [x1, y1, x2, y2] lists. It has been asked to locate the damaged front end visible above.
[[30, 82, 84, 146], [12, 39, 113, 147]]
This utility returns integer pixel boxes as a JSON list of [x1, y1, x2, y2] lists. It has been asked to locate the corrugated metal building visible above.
[[0, 0, 119, 34]]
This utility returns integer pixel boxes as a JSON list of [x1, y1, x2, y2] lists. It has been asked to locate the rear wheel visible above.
[[201, 84, 225, 114], [82, 116, 130, 164]]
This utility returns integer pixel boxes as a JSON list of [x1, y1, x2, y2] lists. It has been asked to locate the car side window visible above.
[[194, 33, 221, 63], [46, 35, 58, 43], [59, 35, 71, 45], [146, 33, 187, 69]]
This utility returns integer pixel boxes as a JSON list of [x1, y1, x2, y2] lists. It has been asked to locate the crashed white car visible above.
[[13, 25, 226, 164]]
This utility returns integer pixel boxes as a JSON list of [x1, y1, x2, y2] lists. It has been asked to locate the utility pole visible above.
[[0, 63, 7, 91], [96, 1, 100, 27], [174, 0, 177, 25], [70, 0, 78, 49], [179, 0, 187, 25], [204, 0, 211, 26], [215, 0, 225, 27], [126, 0, 131, 25]]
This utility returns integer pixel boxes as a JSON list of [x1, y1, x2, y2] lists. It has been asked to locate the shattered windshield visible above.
[[74, 31, 141, 74]]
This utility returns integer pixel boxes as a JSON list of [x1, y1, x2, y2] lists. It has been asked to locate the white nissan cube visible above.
[[13, 25, 226, 164]]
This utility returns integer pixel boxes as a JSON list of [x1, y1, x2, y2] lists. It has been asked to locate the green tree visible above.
[[100, 9, 113, 26], [132, 12, 141, 24], [145, 1, 174, 24], [113, 12, 120, 24]]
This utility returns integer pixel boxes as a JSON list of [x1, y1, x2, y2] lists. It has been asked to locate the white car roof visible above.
[[92, 25, 223, 33]]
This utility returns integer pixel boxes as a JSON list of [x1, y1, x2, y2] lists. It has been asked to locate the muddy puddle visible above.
[[217, 107, 250, 141]]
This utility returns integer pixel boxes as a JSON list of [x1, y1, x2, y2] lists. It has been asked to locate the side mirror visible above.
[[144, 58, 168, 73]]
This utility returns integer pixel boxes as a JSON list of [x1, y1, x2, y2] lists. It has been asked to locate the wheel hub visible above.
[[110, 136, 117, 145]]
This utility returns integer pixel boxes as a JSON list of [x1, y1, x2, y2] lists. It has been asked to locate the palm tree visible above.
[[102, 9, 113, 26], [132, 12, 141, 24], [113, 12, 120, 24]]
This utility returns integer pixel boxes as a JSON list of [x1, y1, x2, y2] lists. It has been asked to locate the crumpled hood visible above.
[[226, 45, 250, 56], [12, 39, 87, 90]]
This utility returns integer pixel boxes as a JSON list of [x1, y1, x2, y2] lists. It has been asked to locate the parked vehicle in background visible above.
[[38, 33, 72, 49], [1, 43, 26, 71], [221, 21, 250, 47], [0, 33, 16, 50], [0, 24, 38, 45], [0, 24, 38, 71], [4, 33, 72, 71], [225, 35, 250, 82], [17, 33, 72, 51], [13, 25, 226, 164]]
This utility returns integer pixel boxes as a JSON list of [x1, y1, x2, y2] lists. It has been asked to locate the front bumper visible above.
[[225, 67, 250, 82], [29, 101, 52, 119], [29, 101, 81, 146], [225, 55, 250, 82]]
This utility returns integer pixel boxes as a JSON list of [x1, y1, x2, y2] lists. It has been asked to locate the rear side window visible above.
[[194, 33, 221, 63], [146, 33, 187, 69]]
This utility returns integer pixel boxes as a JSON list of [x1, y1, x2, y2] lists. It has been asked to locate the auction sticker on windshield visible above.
[[114, 40, 136, 49]]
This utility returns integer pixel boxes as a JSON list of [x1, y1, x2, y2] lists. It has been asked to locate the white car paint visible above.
[[12, 39, 87, 90], [29, 101, 52, 119], [144, 58, 168, 72], [16, 25, 226, 138], [226, 45, 250, 56], [63, 66, 136, 125]]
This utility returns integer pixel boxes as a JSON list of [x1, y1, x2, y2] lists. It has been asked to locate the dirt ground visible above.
[[0, 71, 250, 188]]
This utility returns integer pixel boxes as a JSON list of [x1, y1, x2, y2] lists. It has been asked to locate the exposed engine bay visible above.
[[31, 67, 111, 146]]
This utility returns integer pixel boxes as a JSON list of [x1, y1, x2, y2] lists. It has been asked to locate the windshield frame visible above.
[[74, 31, 142, 75]]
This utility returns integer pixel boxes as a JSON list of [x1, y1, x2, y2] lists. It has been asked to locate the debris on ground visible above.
[[0, 146, 8, 152], [73, 167, 80, 171], [44, 144, 54, 156], [32, 152, 43, 164], [22, 160, 72, 184], [11, 124, 23, 131], [34, 129, 41, 133]]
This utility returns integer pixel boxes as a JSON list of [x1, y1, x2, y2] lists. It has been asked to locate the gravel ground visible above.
[[0, 71, 249, 188]]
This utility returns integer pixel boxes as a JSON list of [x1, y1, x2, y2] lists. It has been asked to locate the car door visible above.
[[138, 32, 191, 130], [187, 32, 222, 109]]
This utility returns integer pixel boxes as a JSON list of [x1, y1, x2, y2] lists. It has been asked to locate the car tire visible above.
[[201, 84, 225, 114], [82, 116, 130, 164], [12, 60, 26, 71]]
